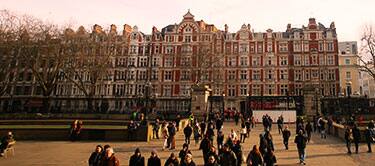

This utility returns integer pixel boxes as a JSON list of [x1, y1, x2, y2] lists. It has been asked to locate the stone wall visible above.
[[0, 123, 152, 141]]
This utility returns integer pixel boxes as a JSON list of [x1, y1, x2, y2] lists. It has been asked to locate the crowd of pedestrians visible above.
[[86, 113, 374, 166]]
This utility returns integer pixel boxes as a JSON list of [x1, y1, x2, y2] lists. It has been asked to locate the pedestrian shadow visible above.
[[278, 152, 350, 160], [274, 149, 297, 153], [277, 163, 301, 166]]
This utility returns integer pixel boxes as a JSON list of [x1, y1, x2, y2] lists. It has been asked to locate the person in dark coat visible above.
[[246, 145, 263, 166], [344, 126, 353, 154], [218, 144, 237, 166], [179, 143, 191, 162], [216, 118, 223, 132], [263, 147, 277, 166], [204, 155, 219, 166], [277, 117, 283, 134], [199, 135, 212, 164], [128, 120, 138, 141], [164, 153, 179, 166], [89, 145, 103, 166], [206, 146, 219, 164], [217, 130, 224, 150], [129, 148, 145, 166], [364, 127, 373, 153], [245, 118, 251, 137], [352, 124, 361, 154], [184, 124, 193, 145], [180, 153, 196, 166], [259, 134, 268, 156], [282, 126, 291, 150], [264, 130, 274, 151], [147, 150, 161, 166], [232, 141, 243, 166], [206, 124, 215, 143], [101, 148, 120, 166], [294, 130, 307, 165], [305, 121, 313, 142], [152, 119, 160, 139], [368, 120, 375, 129]]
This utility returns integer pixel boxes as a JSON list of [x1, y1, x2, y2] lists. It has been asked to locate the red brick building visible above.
[[0, 11, 340, 112]]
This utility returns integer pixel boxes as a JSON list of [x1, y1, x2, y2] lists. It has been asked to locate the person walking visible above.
[[246, 145, 263, 166], [206, 146, 219, 164], [168, 122, 177, 150], [259, 134, 268, 156], [199, 135, 212, 164], [193, 122, 201, 145], [161, 123, 169, 150], [344, 126, 353, 154], [152, 119, 160, 139], [240, 123, 247, 143], [319, 118, 326, 139], [352, 124, 361, 154], [184, 124, 193, 145], [245, 118, 251, 137], [305, 121, 313, 142], [217, 130, 224, 150], [89, 145, 103, 166], [277, 116, 283, 134], [294, 130, 307, 165], [264, 129, 274, 151], [232, 141, 243, 166], [129, 148, 145, 166], [218, 144, 237, 166], [200, 121, 207, 138], [368, 120, 375, 129], [365, 127, 373, 153], [204, 155, 219, 166], [164, 153, 179, 166], [179, 143, 191, 163], [282, 126, 291, 150], [180, 153, 196, 166], [101, 147, 120, 166], [263, 147, 277, 166], [147, 150, 161, 166]]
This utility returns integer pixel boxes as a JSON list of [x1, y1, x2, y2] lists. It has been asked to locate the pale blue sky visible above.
[[1, 0, 374, 42]]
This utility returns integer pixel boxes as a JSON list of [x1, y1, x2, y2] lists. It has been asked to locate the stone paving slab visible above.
[[0, 122, 373, 166]]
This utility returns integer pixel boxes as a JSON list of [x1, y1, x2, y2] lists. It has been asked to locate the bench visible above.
[[3, 141, 16, 158]]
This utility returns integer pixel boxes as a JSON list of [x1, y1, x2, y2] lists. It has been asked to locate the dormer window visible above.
[[185, 27, 192, 33], [132, 34, 137, 40]]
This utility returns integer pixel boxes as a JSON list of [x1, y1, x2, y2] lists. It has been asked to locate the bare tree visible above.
[[62, 26, 113, 112], [0, 10, 66, 112], [18, 17, 65, 112], [358, 25, 375, 80], [0, 10, 20, 96]]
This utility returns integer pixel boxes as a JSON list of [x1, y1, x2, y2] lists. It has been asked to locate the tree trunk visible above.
[[87, 96, 93, 113], [42, 96, 50, 113]]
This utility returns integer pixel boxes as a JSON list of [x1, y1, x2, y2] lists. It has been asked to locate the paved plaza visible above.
[[0, 122, 374, 166]]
